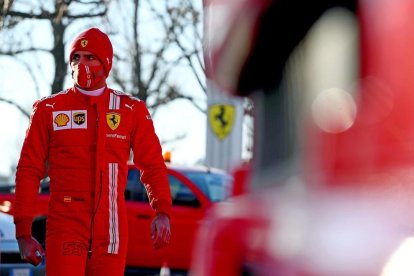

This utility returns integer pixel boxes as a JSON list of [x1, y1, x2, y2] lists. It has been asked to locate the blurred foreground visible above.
[[191, 0, 414, 275]]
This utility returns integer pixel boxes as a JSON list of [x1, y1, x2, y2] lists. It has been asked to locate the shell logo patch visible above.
[[63, 196, 71, 203], [106, 112, 121, 130], [54, 113, 69, 127], [209, 104, 235, 140], [53, 110, 87, 130], [81, 39, 88, 47]]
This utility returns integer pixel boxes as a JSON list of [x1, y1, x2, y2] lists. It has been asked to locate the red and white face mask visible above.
[[72, 62, 105, 89]]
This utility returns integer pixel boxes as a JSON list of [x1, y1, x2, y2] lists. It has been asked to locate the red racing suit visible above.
[[14, 86, 171, 275]]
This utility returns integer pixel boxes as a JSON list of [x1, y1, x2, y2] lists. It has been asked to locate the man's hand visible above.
[[151, 213, 171, 250], [17, 235, 45, 266]]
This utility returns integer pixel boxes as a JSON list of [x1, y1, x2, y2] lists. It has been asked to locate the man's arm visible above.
[[131, 100, 172, 249], [14, 100, 49, 263]]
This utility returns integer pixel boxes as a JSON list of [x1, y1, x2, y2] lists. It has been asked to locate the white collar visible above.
[[76, 86, 105, 96]]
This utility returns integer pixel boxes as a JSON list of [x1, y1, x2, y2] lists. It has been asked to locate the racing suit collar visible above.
[[72, 85, 110, 105], [76, 86, 105, 97]]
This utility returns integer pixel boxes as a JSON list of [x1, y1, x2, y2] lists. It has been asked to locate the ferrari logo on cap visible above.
[[106, 112, 121, 130], [209, 104, 235, 140], [81, 39, 88, 47]]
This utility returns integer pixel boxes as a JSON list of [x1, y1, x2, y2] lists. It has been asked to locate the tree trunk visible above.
[[51, 19, 66, 94]]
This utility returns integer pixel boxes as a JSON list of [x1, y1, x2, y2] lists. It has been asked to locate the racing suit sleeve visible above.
[[14, 100, 49, 238], [131, 100, 172, 217]]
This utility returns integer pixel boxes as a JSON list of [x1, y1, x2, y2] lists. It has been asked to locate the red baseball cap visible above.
[[69, 27, 113, 76]]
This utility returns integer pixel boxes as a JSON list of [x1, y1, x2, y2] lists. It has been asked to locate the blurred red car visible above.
[[191, 0, 414, 275], [0, 162, 232, 274], [125, 163, 232, 274]]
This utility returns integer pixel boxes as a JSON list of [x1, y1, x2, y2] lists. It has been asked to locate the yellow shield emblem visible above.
[[209, 104, 235, 140], [81, 39, 88, 47], [106, 113, 121, 130]]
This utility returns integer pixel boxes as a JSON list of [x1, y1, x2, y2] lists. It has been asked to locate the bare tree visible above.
[[0, 0, 209, 152], [0, 0, 253, 167], [0, 0, 109, 118], [0, 0, 206, 118], [109, 0, 205, 115], [0, 0, 16, 29], [108, 0, 254, 155]]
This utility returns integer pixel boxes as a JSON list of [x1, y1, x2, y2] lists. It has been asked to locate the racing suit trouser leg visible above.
[[85, 249, 126, 276], [46, 234, 88, 276]]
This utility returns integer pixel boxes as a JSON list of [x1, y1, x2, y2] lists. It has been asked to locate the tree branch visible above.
[[0, 47, 50, 56], [6, 7, 106, 20], [0, 97, 30, 118]]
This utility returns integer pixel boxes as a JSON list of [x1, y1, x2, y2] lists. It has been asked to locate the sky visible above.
[[0, 1, 209, 179]]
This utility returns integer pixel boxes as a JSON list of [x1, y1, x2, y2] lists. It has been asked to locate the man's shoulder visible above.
[[110, 89, 143, 103], [35, 89, 70, 106]]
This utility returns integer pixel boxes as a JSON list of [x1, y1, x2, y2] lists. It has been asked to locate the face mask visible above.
[[72, 62, 105, 89]]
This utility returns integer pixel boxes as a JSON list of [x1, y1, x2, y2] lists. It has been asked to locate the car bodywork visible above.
[[125, 164, 232, 271], [0, 164, 232, 274]]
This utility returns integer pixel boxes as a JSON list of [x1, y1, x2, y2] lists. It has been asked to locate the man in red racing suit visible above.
[[14, 27, 172, 276]]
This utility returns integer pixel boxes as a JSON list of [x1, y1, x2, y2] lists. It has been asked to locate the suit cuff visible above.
[[154, 199, 172, 218], [14, 217, 32, 238]]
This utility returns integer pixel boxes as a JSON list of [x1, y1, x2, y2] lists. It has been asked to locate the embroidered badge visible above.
[[106, 112, 121, 130], [73, 112, 86, 125], [81, 39, 88, 47], [54, 113, 70, 127], [53, 110, 87, 130]]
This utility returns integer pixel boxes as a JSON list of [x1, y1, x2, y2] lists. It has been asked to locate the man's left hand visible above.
[[151, 213, 171, 249]]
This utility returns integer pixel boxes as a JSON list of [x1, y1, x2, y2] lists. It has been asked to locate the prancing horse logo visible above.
[[81, 39, 88, 47], [106, 112, 121, 130], [209, 104, 235, 140]]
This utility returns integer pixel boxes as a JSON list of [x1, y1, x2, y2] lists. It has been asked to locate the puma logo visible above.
[[46, 103, 55, 108], [125, 104, 134, 111]]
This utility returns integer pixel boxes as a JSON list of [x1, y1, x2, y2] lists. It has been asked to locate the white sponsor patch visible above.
[[72, 110, 87, 129], [53, 110, 87, 130]]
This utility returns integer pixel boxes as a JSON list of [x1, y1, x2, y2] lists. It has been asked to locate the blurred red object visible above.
[[231, 163, 251, 196], [192, 0, 414, 275]]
